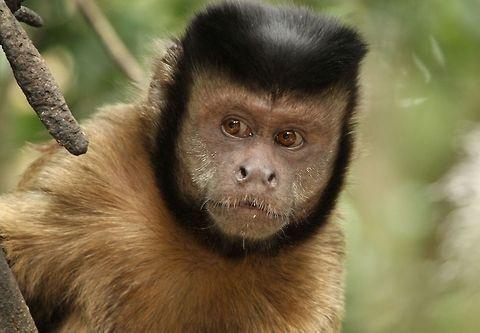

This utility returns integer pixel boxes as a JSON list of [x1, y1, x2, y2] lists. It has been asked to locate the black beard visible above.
[[149, 65, 357, 259]]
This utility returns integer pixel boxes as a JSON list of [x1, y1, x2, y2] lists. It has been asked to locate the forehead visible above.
[[188, 70, 350, 128]]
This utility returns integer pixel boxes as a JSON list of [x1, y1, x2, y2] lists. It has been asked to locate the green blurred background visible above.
[[1, 0, 479, 331]]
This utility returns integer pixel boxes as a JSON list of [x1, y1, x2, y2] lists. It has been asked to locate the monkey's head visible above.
[[150, 2, 367, 256]]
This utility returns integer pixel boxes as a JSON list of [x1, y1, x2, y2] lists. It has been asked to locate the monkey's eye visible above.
[[221, 118, 253, 138], [274, 130, 304, 148]]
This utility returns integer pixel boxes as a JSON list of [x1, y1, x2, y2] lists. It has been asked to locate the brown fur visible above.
[[0, 47, 346, 332]]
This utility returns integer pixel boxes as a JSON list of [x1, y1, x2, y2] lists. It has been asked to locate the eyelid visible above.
[[223, 113, 254, 126]]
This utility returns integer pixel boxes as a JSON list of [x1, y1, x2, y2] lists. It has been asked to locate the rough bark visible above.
[[0, 0, 88, 156], [14, 6, 43, 27], [0, 250, 37, 333]]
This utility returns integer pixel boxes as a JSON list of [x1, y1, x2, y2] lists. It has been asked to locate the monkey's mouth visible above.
[[238, 199, 265, 212], [205, 197, 284, 220], [205, 197, 289, 240]]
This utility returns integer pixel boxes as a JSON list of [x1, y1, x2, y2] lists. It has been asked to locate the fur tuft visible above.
[[183, 1, 367, 93]]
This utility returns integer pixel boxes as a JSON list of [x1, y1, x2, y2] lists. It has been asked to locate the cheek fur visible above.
[[292, 152, 335, 210], [177, 127, 217, 194], [292, 167, 323, 206]]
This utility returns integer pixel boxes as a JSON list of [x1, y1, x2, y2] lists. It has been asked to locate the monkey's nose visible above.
[[235, 165, 277, 188], [265, 171, 277, 187], [236, 166, 249, 182]]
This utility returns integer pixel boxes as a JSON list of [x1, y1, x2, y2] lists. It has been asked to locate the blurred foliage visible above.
[[1, 0, 479, 332]]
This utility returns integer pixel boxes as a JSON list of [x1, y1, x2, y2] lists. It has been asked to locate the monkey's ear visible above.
[[148, 39, 183, 104]]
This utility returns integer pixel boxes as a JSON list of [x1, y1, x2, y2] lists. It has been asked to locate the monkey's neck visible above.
[[98, 211, 345, 331]]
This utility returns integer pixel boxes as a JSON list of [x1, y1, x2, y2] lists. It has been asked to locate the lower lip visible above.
[[233, 205, 272, 218], [208, 202, 278, 219], [236, 204, 262, 211]]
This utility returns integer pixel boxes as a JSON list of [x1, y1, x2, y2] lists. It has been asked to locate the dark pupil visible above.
[[228, 120, 239, 129], [280, 131, 296, 145], [283, 132, 292, 140]]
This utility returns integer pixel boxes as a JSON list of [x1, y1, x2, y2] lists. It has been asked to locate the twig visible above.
[[0, 249, 38, 333], [5, 0, 42, 27], [14, 6, 43, 27], [0, 0, 88, 156], [74, 0, 144, 83]]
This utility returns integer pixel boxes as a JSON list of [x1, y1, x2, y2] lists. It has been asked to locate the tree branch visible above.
[[0, 249, 38, 333], [5, 1, 42, 27], [0, 0, 88, 156], [74, 0, 144, 83], [14, 6, 43, 27]]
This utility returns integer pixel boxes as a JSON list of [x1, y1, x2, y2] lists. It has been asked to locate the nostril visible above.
[[267, 173, 275, 183], [240, 166, 247, 178]]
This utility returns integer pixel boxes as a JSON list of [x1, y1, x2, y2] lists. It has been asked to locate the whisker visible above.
[[200, 199, 210, 211]]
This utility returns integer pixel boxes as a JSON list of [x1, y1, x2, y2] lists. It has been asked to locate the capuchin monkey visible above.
[[0, 2, 366, 332]]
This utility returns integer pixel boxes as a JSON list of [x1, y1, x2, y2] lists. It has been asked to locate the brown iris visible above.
[[275, 130, 303, 148], [221, 118, 253, 138]]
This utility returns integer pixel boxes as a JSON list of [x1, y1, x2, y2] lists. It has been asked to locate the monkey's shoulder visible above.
[[2, 102, 166, 237], [18, 103, 155, 192]]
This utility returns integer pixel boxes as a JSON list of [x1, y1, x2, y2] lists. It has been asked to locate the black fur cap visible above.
[[182, 1, 367, 93]]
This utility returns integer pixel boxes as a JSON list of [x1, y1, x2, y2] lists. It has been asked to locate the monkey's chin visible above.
[[207, 205, 288, 240]]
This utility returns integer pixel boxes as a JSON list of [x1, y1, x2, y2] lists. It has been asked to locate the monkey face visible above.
[[151, 2, 365, 256], [176, 72, 348, 241]]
